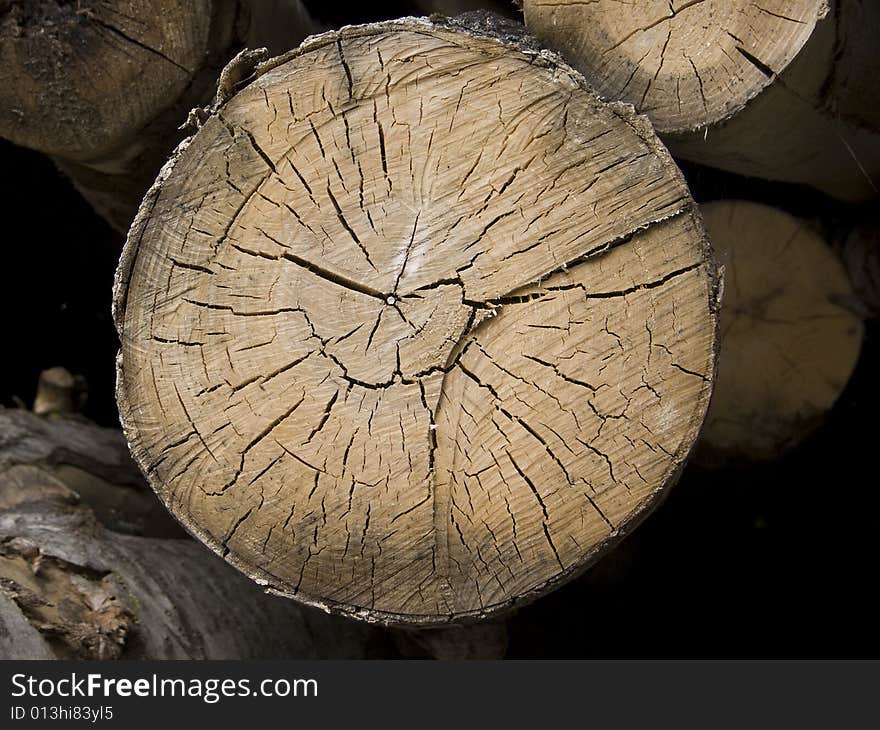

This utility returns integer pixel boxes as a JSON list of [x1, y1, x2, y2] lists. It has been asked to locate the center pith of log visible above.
[[114, 18, 720, 625]]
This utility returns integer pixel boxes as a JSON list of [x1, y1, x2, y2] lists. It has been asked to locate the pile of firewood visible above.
[[1, 0, 876, 659]]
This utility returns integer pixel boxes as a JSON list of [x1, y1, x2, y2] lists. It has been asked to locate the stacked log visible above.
[[113, 17, 720, 626], [697, 200, 863, 464], [522, 0, 880, 201], [0, 0, 316, 230], [0, 408, 386, 659], [3, 0, 876, 659]]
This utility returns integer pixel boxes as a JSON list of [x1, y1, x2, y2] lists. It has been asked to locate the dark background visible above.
[[1, 0, 878, 658]]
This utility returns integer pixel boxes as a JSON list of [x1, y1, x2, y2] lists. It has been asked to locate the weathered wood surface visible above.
[[114, 16, 720, 626], [522, 0, 880, 201], [0, 0, 316, 230], [697, 200, 863, 464], [0, 409, 385, 659]]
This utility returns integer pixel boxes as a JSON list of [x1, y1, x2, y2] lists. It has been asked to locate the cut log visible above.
[[114, 16, 720, 626], [0, 0, 316, 231], [697, 200, 863, 465], [32, 366, 87, 417], [839, 213, 880, 318], [0, 408, 386, 659], [0, 407, 183, 538], [522, 0, 880, 202]]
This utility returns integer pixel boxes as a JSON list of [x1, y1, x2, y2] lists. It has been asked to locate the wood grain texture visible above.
[[698, 200, 863, 464], [0, 0, 315, 230], [0, 0, 222, 161], [0, 409, 384, 659], [524, 0, 822, 132], [114, 17, 720, 625], [522, 0, 880, 201]]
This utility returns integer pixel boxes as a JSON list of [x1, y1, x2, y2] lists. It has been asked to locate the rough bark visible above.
[[696, 200, 863, 465], [113, 16, 720, 626], [0, 0, 316, 231], [0, 408, 386, 659], [415, 0, 517, 19], [522, 0, 880, 202]]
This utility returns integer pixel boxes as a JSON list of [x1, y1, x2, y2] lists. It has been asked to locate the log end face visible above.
[[115, 19, 719, 625], [522, 0, 825, 133], [0, 0, 215, 160], [697, 200, 863, 465]]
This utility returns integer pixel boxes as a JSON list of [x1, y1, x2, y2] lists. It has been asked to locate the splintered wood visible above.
[[0, 409, 381, 659], [114, 19, 720, 624]]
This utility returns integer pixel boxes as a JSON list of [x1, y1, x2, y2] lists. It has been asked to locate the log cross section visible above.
[[523, 0, 824, 134], [114, 19, 720, 625], [522, 0, 880, 201]]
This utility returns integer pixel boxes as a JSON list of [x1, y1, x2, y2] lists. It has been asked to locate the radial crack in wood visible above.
[[524, 0, 824, 133], [0, 408, 385, 659], [0, 0, 316, 230], [114, 17, 720, 625], [522, 0, 880, 201]]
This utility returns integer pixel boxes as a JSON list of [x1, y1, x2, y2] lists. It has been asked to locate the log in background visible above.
[[1, 0, 878, 657]]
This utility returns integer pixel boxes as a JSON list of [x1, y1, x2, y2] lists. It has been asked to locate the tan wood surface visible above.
[[522, 1, 880, 201], [114, 18, 720, 625], [0, 0, 315, 230], [699, 199, 863, 463]]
